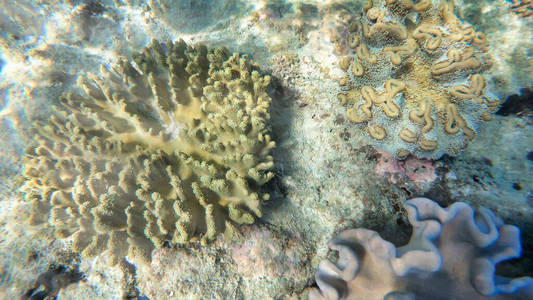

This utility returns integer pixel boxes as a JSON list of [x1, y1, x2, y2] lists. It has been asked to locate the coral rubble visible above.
[[309, 197, 533, 300], [21, 39, 275, 264], [336, 0, 499, 159]]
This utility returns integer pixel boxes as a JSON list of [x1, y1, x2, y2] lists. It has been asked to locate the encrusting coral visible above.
[[335, 0, 499, 159], [309, 197, 533, 300], [21, 39, 275, 265]]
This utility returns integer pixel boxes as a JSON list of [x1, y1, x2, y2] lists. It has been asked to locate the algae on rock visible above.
[[21, 39, 275, 264]]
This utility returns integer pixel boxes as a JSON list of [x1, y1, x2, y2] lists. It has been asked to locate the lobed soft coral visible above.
[[336, 0, 499, 159], [21, 39, 275, 264], [309, 197, 533, 300]]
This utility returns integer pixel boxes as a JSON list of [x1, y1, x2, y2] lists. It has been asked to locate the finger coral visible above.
[[336, 0, 499, 159], [21, 39, 275, 265], [309, 197, 533, 300]]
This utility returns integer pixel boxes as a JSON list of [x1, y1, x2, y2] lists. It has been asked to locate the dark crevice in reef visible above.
[[120, 259, 142, 300], [496, 87, 533, 117], [420, 180, 453, 207], [357, 188, 413, 248], [21, 264, 85, 300], [262, 74, 297, 217], [526, 150, 533, 161], [496, 220, 533, 278]]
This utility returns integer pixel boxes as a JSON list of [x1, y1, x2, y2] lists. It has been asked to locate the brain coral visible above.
[[336, 0, 500, 159], [309, 197, 533, 300], [22, 39, 275, 264]]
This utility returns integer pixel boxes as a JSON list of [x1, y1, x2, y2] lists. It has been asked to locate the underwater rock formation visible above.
[[336, 0, 499, 159], [21, 39, 275, 264], [309, 197, 533, 300]]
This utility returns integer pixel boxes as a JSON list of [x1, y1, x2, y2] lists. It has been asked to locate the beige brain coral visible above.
[[22, 39, 275, 264], [336, 0, 499, 159]]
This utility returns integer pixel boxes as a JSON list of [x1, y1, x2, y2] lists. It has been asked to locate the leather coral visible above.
[[309, 198, 533, 300]]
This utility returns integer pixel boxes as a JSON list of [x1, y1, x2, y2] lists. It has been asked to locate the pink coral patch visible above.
[[375, 150, 437, 184]]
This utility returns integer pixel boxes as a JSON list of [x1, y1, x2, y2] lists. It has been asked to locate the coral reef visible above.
[[309, 197, 533, 300], [336, 0, 499, 159], [21, 39, 275, 264], [2, 0, 532, 298]]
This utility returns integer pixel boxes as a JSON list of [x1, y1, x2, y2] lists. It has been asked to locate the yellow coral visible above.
[[335, 0, 498, 158], [22, 40, 275, 264]]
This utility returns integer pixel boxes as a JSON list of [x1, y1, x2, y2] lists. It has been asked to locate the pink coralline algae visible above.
[[375, 150, 437, 184]]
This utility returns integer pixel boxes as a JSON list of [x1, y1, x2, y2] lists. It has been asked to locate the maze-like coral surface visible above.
[[336, 0, 499, 159], [22, 40, 275, 264]]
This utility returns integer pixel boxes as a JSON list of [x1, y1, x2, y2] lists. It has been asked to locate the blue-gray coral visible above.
[[21, 39, 275, 264], [309, 197, 533, 300]]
